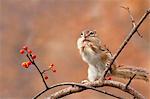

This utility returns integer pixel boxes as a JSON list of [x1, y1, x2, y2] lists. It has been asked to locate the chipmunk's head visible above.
[[77, 29, 100, 50], [80, 30, 97, 39]]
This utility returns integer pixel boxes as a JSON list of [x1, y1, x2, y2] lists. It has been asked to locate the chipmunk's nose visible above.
[[83, 35, 89, 42], [83, 36, 86, 38], [84, 34, 89, 38]]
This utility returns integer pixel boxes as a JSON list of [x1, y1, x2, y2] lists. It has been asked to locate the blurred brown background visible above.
[[0, 0, 150, 99]]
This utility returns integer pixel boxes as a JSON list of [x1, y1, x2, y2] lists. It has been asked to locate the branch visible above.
[[49, 80, 144, 99], [33, 82, 123, 99], [125, 74, 136, 89], [26, 54, 48, 89], [120, 6, 143, 38], [101, 8, 150, 80]]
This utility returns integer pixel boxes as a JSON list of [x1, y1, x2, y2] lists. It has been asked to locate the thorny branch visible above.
[[120, 6, 143, 38], [101, 8, 150, 80], [30, 8, 150, 99]]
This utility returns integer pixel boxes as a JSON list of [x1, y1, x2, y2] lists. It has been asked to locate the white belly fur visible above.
[[80, 46, 106, 81]]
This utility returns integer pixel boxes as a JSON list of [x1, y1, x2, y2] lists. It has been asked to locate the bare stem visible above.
[[26, 54, 48, 89], [41, 68, 51, 74], [125, 74, 136, 89], [121, 6, 143, 38]]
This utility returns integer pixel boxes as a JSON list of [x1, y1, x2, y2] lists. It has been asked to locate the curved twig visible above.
[[49, 80, 144, 99], [33, 80, 145, 99], [33, 81, 123, 99]]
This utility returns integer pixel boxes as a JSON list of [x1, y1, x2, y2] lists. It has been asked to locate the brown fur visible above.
[[112, 66, 149, 81]]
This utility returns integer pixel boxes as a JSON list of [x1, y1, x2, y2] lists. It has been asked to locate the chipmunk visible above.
[[77, 29, 149, 82]]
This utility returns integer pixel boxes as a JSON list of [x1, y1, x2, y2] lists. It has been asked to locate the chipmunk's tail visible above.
[[112, 66, 149, 82]]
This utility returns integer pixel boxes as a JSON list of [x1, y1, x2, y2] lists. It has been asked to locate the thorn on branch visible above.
[[125, 74, 136, 89], [136, 31, 143, 38], [120, 6, 143, 38], [147, 8, 150, 13]]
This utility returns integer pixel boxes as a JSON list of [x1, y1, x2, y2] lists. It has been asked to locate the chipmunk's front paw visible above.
[[81, 80, 89, 84]]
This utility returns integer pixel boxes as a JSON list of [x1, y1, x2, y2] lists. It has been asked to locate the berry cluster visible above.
[[49, 64, 56, 73], [43, 64, 56, 80], [20, 46, 36, 68], [21, 61, 32, 68], [20, 45, 56, 80]]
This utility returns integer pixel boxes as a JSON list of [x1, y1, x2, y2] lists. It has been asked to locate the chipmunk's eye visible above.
[[81, 32, 83, 36], [89, 31, 95, 36]]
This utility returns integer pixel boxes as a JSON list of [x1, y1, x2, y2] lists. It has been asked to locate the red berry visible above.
[[45, 76, 48, 80], [51, 64, 54, 67], [27, 61, 32, 65], [32, 55, 36, 59], [25, 65, 29, 68], [52, 69, 56, 73], [27, 50, 32, 54], [21, 62, 26, 66], [23, 46, 28, 50], [20, 49, 25, 54], [21, 62, 29, 68], [49, 64, 54, 69], [107, 77, 112, 80]]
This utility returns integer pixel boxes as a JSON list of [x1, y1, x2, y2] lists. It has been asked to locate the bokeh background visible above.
[[0, 0, 150, 99]]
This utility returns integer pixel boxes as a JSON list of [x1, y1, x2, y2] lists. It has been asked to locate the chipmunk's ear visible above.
[[93, 30, 97, 36], [93, 30, 96, 33]]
